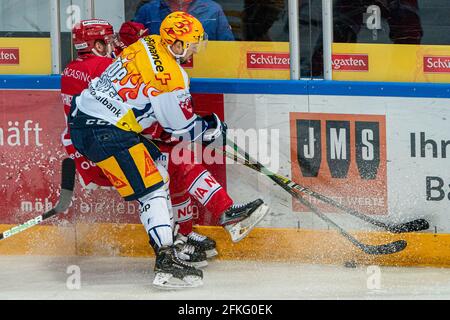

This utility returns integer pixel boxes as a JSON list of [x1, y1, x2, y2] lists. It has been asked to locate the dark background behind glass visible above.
[[333, 0, 450, 45], [123, 0, 322, 78], [3, 0, 450, 77]]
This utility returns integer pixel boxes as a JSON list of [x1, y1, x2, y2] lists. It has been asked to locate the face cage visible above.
[[167, 33, 209, 60], [89, 34, 116, 57]]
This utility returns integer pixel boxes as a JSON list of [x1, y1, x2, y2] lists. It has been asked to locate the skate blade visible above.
[[225, 204, 269, 243], [205, 249, 218, 259], [182, 260, 209, 269], [152, 273, 203, 289]]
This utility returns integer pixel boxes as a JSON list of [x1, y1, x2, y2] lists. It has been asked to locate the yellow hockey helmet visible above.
[[160, 11, 207, 58]]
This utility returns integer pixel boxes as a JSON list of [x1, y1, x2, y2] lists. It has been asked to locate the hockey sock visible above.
[[187, 169, 233, 225], [172, 195, 194, 235], [138, 164, 174, 249]]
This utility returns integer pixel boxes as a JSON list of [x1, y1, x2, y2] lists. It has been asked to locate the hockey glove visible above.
[[201, 113, 228, 146]]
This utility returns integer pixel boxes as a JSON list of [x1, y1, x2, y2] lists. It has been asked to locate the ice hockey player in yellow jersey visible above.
[[68, 12, 269, 289]]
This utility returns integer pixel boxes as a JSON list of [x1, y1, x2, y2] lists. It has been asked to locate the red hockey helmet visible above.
[[72, 19, 115, 54]]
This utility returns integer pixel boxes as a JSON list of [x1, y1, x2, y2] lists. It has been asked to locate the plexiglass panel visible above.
[[123, 0, 292, 79], [332, 0, 450, 82], [0, 0, 52, 74]]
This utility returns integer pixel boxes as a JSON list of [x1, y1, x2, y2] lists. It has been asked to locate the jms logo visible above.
[[297, 119, 380, 179], [290, 113, 387, 214]]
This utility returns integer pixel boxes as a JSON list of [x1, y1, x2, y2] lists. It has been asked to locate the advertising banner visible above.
[[0, 38, 52, 74], [184, 41, 450, 82], [2, 87, 450, 233], [0, 90, 226, 228], [0, 48, 20, 65], [332, 43, 450, 83], [307, 95, 450, 232], [290, 112, 387, 215], [0, 90, 67, 224], [224, 92, 450, 233], [183, 41, 290, 80]]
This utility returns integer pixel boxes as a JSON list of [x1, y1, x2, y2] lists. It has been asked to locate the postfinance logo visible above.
[[155, 72, 172, 85], [144, 37, 165, 74], [290, 113, 387, 214]]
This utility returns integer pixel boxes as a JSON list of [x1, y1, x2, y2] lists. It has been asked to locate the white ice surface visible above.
[[1, 256, 450, 300]]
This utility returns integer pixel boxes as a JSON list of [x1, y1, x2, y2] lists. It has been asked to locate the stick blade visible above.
[[389, 219, 430, 233], [61, 158, 76, 191], [361, 240, 408, 255], [361, 240, 407, 255]]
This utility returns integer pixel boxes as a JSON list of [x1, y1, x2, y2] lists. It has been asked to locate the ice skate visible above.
[[173, 238, 208, 268], [153, 246, 203, 289], [186, 231, 218, 259], [172, 224, 209, 267], [219, 199, 269, 243], [174, 224, 218, 259]]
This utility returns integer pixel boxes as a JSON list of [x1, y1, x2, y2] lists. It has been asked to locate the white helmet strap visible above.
[[91, 40, 113, 57], [91, 47, 104, 57], [167, 44, 188, 61]]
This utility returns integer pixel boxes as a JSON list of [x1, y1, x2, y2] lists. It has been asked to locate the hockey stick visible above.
[[0, 158, 76, 240], [224, 139, 428, 234], [222, 138, 406, 255]]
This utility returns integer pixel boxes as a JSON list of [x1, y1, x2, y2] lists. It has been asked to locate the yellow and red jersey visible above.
[[76, 34, 201, 139]]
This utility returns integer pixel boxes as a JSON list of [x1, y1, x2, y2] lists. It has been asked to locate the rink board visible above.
[[1, 223, 450, 267], [1, 77, 450, 266]]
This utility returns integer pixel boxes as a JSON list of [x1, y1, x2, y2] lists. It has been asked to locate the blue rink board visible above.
[[0, 75, 449, 99]]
